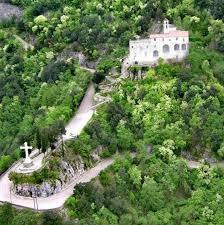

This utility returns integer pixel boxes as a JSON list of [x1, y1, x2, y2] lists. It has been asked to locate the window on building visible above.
[[145, 51, 147, 56], [174, 44, 180, 51], [163, 44, 170, 53], [153, 50, 159, 58], [182, 44, 187, 50], [154, 38, 156, 41], [176, 37, 178, 40]]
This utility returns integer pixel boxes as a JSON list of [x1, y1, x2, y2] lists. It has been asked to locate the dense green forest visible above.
[[65, 153, 224, 225], [1, 0, 224, 224]]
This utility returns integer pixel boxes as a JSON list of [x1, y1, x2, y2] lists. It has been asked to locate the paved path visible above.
[[0, 158, 114, 210], [63, 83, 95, 140], [0, 152, 221, 210], [0, 79, 222, 210], [14, 153, 44, 174], [0, 83, 98, 210]]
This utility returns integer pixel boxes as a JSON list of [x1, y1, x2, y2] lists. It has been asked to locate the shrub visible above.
[[99, 170, 112, 186]]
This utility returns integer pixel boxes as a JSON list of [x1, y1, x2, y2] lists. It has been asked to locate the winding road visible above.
[[0, 82, 115, 210], [0, 158, 114, 210], [0, 81, 221, 210], [63, 83, 95, 140]]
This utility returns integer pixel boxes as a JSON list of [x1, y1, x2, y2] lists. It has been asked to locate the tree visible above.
[[0, 203, 14, 225], [94, 207, 118, 225], [197, 161, 215, 185], [0, 155, 13, 173], [41, 211, 64, 225], [11, 209, 40, 225], [218, 143, 224, 158], [128, 165, 142, 188], [140, 177, 165, 212], [158, 140, 176, 162], [116, 120, 134, 151], [41, 61, 67, 83], [92, 71, 105, 84]]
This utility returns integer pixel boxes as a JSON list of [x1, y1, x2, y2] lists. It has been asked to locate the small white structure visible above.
[[129, 19, 189, 66], [20, 142, 33, 168], [16, 142, 44, 173]]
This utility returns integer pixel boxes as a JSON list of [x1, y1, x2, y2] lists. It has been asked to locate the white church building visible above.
[[128, 19, 189, 66]]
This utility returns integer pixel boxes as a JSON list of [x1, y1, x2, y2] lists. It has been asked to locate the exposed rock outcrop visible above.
[[57, 50, 97, 69], [13, 146, 107, 198], [91, 146, 104, 163], [13, 156, 85, 198], [15, 180, 63, 198], [0, 3, 23, 21]]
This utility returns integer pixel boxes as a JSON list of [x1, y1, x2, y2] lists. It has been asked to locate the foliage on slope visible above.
[[73, 53, 224, 160], [1, 0, 224, 224], [65, 153, 224, 224], [0, 30, 91, 157]]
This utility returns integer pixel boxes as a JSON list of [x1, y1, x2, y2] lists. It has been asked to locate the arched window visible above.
[[174, 44, 180, 51], [163, 44, 170, 53], [153, 50, 159, 58], [182, 44, 187, 50]]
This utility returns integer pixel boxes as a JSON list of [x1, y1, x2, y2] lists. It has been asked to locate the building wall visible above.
[[129, 36, 189, 66]]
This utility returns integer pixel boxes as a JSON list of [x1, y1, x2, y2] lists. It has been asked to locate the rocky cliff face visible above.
[[14, 156, 85, 198], [0, 3, 23, 21], [90, 146, 104, 162], [56, 50, 97, 69]]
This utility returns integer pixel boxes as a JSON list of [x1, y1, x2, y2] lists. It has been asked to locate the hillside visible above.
[[1, 0, 224, 224]]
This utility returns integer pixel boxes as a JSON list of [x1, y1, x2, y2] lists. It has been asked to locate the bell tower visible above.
[[163, 19, 170, 34]]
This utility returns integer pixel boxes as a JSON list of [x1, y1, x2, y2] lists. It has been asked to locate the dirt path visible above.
[[80, 66, 96, 74], [14, 35, 34, 50]]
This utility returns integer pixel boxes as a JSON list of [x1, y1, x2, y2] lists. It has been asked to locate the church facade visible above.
[[129, 19, 189, 66]]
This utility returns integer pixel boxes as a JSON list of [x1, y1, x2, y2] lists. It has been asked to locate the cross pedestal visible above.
[[20, 142, 33, 168]]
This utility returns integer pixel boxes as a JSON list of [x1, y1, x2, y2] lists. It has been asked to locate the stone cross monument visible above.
[[20, 142, 33, 168]]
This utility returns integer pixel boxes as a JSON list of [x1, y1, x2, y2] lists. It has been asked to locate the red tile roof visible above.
[[150, 30, 189, 38]]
